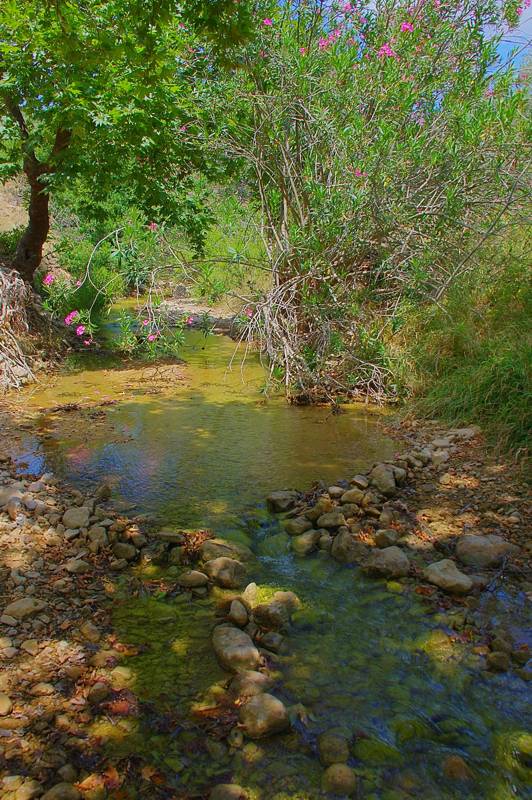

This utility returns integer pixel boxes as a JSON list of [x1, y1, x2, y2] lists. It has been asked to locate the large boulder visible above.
[[203, 557, 246, 589], [291, 530, 321, 556], [456, 534, 519, 568], [363, 546, 410, 578], [424, 559, 472, 594], [62, 506, 90, 529], [330, 530, 369, 564], [239, 693, 289, 738], [284, 517, 313, 537], [3, 597, 47, 620], [266, 490, 299, 512], [321, 764, 357, 796], [200, 538, 253, 563], [369, 464, 396, 496], [212, 625, 260, 672]]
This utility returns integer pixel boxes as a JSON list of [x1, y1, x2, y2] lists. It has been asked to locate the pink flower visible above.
[[401, 22, 414, 33], [148, 221, 158, 231], [43, 273, 55, 286], [299, 47, 307, 55], [83, 339, 92, 346], [142, 319, 150, 326], [354, 167, 366, 177], [516, 5, 523, 14], [318, 37, 329, 50], [244, 307, 254, 318], [75, 279, 82, 287], [179, 124, 188, 132], [147, 334, 156, 342], [75, 325, 85, 337], [377, 42, 397, 59], [262, 18, 273, 26], [186, 316, 194, 325], [64, 310, 79, 326]]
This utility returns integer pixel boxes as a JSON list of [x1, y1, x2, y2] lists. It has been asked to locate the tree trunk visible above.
[[13, 166, 50, 283]]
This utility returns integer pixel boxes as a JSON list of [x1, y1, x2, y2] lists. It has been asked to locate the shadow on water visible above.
[[5, 331, 532, 799]]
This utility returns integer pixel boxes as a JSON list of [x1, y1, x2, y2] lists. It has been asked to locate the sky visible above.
[[497, 12, 531, 67]]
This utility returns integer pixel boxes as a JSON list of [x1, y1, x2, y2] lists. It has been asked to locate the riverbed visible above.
[[6, 331, 531, 799]]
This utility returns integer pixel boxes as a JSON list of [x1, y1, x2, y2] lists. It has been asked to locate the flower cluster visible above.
[[43, 273, 55, 286], [64, 310, 79, 326], [319, 28, 342, 50]]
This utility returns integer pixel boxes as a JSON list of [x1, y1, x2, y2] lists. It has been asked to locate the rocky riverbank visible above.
[[0, 416, 530, 800]]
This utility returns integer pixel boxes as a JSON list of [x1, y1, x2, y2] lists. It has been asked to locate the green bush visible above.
[[0, 225, 25, 258]]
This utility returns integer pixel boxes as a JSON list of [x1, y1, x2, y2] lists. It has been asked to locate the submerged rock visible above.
[[212, 625, 260, 672], [363, 546, 410, 578], [321, 764, 357, 796], [204, 557, 246, 589], [266, 490, 299, 512], [424, 559, 472, 594], [442, 754, 473, 781], [200, 538, 253, 562], [456, 534, 519, 568], [318, 731, 350, 765], [210, 785, 248, 800], [291, 530, 321, 556], [239, 693, 289, 738]]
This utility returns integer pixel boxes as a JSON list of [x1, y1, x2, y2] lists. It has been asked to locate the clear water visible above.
[[9, 331, 532, 799]]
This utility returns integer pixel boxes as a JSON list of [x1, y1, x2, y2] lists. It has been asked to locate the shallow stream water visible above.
[[10, 331, 532, 799]]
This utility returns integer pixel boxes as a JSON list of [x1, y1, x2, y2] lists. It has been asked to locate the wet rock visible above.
[[41, 783, 81, 800], [178, 570, 209, 588], [328, 486, 345, 499], [318, 531, 333, 551], [3, 597, 46, 620], [204, 557, 246, 589], [340, 487, 365, 505], [374, 528, 401, 548], [321, 764, 357, 796], [305, 495, 334, 522], [62, 506, 90, 529], [369, 464, 396, 496], [65, 559, 90, 574], [486, 651, 511, 671], [0, 692, 12, 715], [316, 511, 346, 529], [363, 546, 410, 578], [200, 538, 253, 562], [229, 670, 273, 698], [284, 517, 313, 537], [239, 693, 289, 738], [456, 534, 520, 568], [424, 560, 473, 594], [252, 592, 299, 629], [291, 530, 321, 556], [266, 491, 299, 513], [260, 631, 283, 652], [212, 625, 260, 672], [153, 529, 185, 544], [330, 530, 369, 564], [228, 599, 248, 627], [442, 754, 473, 781], [318, 731, 349, 765], [210, 784, 248, 800], [112, 542, 137, 561]]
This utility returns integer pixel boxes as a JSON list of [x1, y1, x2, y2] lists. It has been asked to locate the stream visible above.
[[9, 331, 532, 799]]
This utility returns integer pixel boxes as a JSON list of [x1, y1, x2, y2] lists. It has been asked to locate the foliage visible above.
[[400, 230, 531, 453], [112, 311, 186, 359], [0, 225, 25, 258], [0, 0, 256, 275], [216, 0, 530, 399]]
